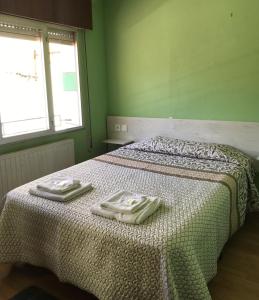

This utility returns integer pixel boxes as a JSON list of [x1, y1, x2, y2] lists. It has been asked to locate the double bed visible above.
[[0, 136, 258, 300]]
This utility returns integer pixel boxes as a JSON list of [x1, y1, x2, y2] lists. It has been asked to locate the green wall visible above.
[[84, 0, 107, 158], [256, 174, 259, 188], [104, 0, 259, 121], [0, 0, 107, 164]]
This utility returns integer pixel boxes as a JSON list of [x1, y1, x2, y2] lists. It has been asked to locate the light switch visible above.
[[114, 124, 121, 132], [121, 124, 128, 132]]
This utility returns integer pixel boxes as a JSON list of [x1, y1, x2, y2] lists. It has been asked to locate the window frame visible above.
[[0, 14, 84, 145]]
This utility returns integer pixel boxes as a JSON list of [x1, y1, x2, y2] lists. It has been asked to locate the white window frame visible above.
[[0, 14, 84, 145]]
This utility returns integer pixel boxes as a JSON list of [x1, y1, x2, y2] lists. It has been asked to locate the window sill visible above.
[[0, 126, 86, 146]]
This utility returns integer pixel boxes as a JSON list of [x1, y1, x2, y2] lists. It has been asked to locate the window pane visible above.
[[0, 33, 49, 138], [49, 40, 82, 131]]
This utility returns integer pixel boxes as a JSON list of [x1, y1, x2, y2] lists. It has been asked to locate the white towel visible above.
[[91, 196, 161, 224], [100, 190, 148, 214], [29, 183, 93, 202], [117, 197, 161, 224], [36, 177, 81, 194]]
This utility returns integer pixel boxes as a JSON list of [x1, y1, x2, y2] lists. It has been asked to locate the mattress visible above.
[[0, 139, 258, 300]]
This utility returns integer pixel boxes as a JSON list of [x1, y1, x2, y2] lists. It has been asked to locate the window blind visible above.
[[0, 0, 92, 29]]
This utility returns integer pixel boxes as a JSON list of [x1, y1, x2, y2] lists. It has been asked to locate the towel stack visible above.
[[91, 191, 161, 224], [29, 177, 93, 202]]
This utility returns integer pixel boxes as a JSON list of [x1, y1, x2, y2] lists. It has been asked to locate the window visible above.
[[48, 30, 82, 132], [0, 15, 83, 143]]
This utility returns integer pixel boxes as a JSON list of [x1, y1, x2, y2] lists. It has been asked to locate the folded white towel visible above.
[[91, 195, 161, 224], [29, 183, 93, 202], [100, 190, 148, 214], [91, 205, 117, 220], [36, 177, 81, 194], [117, 197, 161, 224]]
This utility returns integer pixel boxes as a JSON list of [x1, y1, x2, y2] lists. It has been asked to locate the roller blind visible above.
[[0, 0, 92, 29]]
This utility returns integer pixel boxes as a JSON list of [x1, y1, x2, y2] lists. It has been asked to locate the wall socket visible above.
[[121, 124, 128, 132]]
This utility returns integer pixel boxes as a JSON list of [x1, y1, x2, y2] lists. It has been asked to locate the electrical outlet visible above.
[[121, 124, 128, 132], [114, 124, 121, 132]]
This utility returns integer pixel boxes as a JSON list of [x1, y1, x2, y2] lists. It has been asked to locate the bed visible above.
[[0, 136, 258, 300]]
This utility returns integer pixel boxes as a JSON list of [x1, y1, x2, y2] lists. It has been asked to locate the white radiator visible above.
[[0, 139, 75, 201]]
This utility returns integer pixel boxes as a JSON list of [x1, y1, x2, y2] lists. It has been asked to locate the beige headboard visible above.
[[107, 116, 259, 171]]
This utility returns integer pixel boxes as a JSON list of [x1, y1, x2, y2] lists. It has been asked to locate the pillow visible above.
[[125, 136, 259, 211], [125, 136, 253, 172]]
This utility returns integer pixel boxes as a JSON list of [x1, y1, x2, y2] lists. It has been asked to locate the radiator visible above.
[[0, 139, 75, 202]]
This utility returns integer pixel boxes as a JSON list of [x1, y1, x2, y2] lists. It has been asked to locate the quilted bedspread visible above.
[[0, 145, 257, 300]]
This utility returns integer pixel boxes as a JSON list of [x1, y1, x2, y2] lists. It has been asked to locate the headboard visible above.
[[107, 116, 259, 171]]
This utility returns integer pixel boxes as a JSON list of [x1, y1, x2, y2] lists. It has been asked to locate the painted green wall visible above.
[[104, 0, 259, 121], [255, 174, 259, 188], [86, 0, 108, 157], [0, 0, 107, 163]]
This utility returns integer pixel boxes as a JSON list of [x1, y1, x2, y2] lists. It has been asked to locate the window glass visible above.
[[49, 40, 82, 131], [0, 33, 49, 137], [0, 15, 83, 143]]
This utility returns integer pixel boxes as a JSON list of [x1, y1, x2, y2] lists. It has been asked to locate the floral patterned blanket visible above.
[[0, 137, 258, 300]]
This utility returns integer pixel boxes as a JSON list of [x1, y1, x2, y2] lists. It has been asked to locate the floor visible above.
[[1, 213, 259, 300], [209, 212, 259, 300], [0, 266, 97, 300]]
